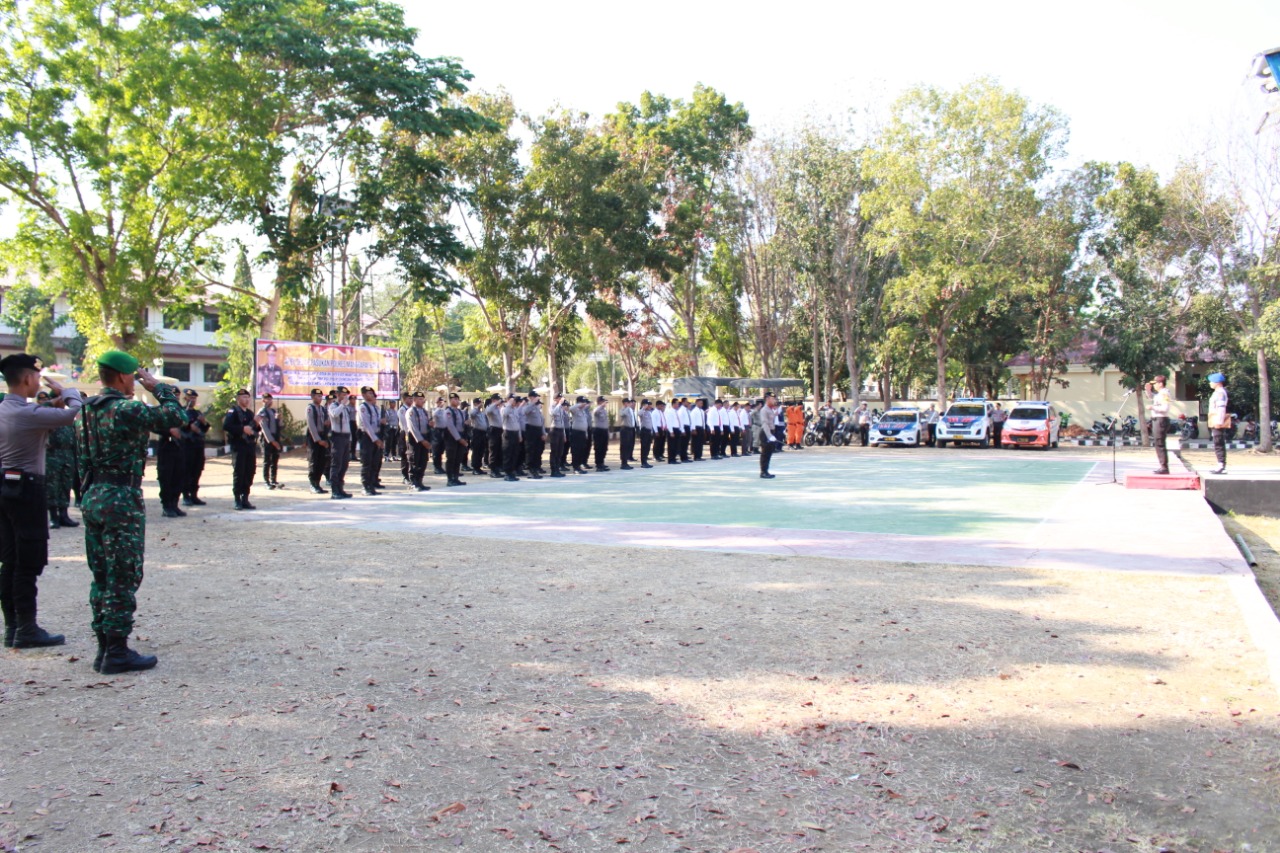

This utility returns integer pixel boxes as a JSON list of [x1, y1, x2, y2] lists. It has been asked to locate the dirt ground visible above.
[[3, 449, 1279, 852]]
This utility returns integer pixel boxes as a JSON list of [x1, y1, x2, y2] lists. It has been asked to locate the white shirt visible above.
[[676, 405, 692, 430], [653, 408, 667, 430]]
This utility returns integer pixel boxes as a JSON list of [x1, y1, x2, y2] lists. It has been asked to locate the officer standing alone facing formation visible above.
[[304, 387, 330, 494], [1, 355, 83, 650], [180, 390, 209, 506], [223, 389, 259, 510], [38, 390, 80, 529], [256, 393, 283, 489], [757, 395, 781, 478], [327, 387, 354, 499], [1207, 372, 1229, 475], [79, 351, 183, 673], [1145, 375, 1172, 475], [356, 386, 384, 496]]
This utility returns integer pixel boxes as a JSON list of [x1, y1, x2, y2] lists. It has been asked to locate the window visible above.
[[162, 309, 188, 330], [1010, 407, 1049, 420], [164, 361, 191, 382], [203, 314, 220, 333], [203, 362, 225, 383]]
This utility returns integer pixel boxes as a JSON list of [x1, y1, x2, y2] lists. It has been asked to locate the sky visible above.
[[410, 0, 1280, 177]]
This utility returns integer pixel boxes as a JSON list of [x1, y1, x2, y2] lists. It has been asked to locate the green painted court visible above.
[[392, 452, 1097, 540]]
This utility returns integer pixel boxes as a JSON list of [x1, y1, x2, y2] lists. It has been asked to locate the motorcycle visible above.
[[831, 415, 857, 447]]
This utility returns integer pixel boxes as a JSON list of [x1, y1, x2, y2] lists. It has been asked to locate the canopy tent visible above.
[[726, 378, 806, 391]]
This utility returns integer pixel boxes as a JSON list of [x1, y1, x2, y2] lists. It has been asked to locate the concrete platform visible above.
[[1125, 471, 1201, 489], [1204, 471, 1280, 518]]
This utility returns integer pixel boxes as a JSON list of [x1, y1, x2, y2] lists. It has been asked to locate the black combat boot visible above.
[[2, 601, 14, 647], [12, 614, 66, 649], [233, 495, 245, 510], [99, 636, 157, 674], [57, 508, 80, 527], [3, 625, 13, 648], [186, 492, 207, 506], [240, 495, 256, 510], [48, 508, 61, 529], [93, 631, 106, 672]]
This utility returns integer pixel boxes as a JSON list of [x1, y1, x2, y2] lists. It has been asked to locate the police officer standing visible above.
[[1, 354, 83, 649], [79, 351, 183, 673], [356, 386, 384, 495], [484, 394, 504, 477], [592, 396, 611, 471], [1145, 375, 1172, 475], [223, 389, 259, 510], [501, 395, 523, 481], [441, 393, 469, 486], [327, 387, 354, 499], [154, 396, 188, 518], [404, 391, 432, 491], [523, 391, 546, 479], [180, 390, 209, 507], [256, 393, 283, 489], [304, 387, 330, 494], [548, 393, 569, 478], [469, 397, 489, 476]]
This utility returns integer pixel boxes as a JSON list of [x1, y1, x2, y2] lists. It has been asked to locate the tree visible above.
[[608, 86, 752, 373], [863, 79, 1067, 406], [1088, 163, 1191, 442], [0, 0, 275, 359], [202, 0, 486, 341]]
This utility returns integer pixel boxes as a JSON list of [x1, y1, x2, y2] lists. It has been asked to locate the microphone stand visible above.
[[1098, 387, 1136, 486]]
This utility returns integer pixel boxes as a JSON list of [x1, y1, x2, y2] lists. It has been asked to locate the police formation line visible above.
[[0, 349, 792, 676]]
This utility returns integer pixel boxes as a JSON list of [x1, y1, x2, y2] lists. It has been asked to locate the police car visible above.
[[1001, 401, 1060, 449], [936, 398, 994, 448], [869, 408, 924, 447]]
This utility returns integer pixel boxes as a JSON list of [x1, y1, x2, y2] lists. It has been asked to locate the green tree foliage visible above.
[[0, 0, 275, 360], [864, 79, 1067, 405]]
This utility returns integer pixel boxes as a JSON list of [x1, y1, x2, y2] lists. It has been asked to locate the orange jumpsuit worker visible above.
[[786, 404, 805, 448]]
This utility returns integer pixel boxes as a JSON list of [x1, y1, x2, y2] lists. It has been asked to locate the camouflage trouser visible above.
[[45, 449, 75, 510], [82, 484, 147, 636]]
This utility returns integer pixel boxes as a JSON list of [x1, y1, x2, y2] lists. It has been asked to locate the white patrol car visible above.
[[936, 398, 994, 448], [869, 407, 924, 447]]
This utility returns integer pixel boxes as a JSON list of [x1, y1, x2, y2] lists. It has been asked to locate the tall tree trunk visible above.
[[260, 289, 283, 341], [546, 327, 560, 401], [934, 331, 948, 408], [811, 312, 820, 406], [502, 351, 515, 395], [1259, 347, 1274, 453]]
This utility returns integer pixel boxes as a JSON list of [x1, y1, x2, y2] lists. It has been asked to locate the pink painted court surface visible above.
[[240, 448, 1280, 693]]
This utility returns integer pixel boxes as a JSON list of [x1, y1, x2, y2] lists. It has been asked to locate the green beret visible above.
[[97, 350, 139, 374]]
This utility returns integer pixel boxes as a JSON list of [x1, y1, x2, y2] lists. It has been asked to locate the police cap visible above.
[[235, 388, 251, 397], [596, 395, 607, 402], [335, 386, 350, 395], [184, 388, 198, 397], [576, 396, 587, 403], [360, 386, 374, 394], [412, 391, 426, 399], [528, 390, 540, 398], [262, 393, 273, 400], [310, 387, 324, 396]]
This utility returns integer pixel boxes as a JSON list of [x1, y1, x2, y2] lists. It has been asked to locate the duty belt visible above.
[[90, 470, 143, 489]]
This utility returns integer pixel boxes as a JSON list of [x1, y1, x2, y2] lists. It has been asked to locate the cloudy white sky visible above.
[[411, 0, 1280, 176]]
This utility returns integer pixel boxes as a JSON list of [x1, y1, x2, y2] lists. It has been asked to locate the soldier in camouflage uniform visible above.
[[37, 390, 80, 530], [78, 351, 184, 674]]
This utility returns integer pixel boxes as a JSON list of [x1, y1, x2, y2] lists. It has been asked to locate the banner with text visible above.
[[253, 339, 401, 400]]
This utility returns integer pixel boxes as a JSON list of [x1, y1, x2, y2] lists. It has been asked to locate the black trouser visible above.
[[709, 427, 722, 457], [329, 433, 351, 494], [0, 476, 49, 628], [470, 430, 488, 472], [503, 430, 523, 475], [445, 434, 464, 481], [307, 437, 329, 487], [398, 432, 409, 478], [261, 440, 280, 484], [619, 427, 635, 464], [667, 429, 680, 464], [1152, 417, 1170, 470], [570, 430, 590, 469], [408, 439, 429, 483], [156, 440, 183, 508], [592, 427, 609, 468], [232, 442, 256, 497], [654, 429, 667, 460], [759, 438, 774, 474], [1212, 428, 1228, 467], [679, 428, 691, 461], [992, 422, 1003, 446], [524, 426, 544, 473], [859, 425, 870, 447], [432, 429, 446, 471], [384, 427, 398, 460], [728, 428, 740, 455], [691, 426, 705, 460], [184, 439, 207, 496], [488, 427, 504, 473], [359, 434, 382, 490], [639, 428, 653, 464], [549, 428, 566, 472]]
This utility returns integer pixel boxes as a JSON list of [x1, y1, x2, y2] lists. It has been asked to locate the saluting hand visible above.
[[136, 367, 160, 393]]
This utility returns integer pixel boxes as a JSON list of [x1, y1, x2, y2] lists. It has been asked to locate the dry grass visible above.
[[1223, 514, 1280, 620], [2, 452, 1278, 852]]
